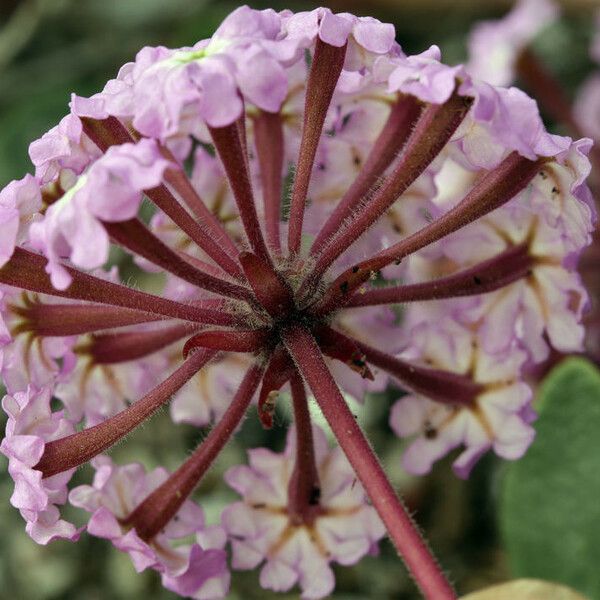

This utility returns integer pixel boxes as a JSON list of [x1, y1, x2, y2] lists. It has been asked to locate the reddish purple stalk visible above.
[[283, 325, 456, 600], [287, 372, 321, 525], [145, 182, 244, 280], [344, 242, 533, 308], [210, 121, 272, 264], [353, 335, 482, 407], [287, 39, 347, 255], [183, 328, 269, 356], [123, 362, 264, 541], [257, 348, 293, 429], [310, 91, 472, 279], [0, 248, 238, 326], [82, 322, 194, 365], [318, 324, 481, 406], [311, 94, 423, 253], [239, 251, 294, 318], [36, 349, 216, 478], [11, 302, 161, 336], [104, 218, 252, 301], [316, 152, 545, 313], [160, 146, 242, 258], [314, 324, 374, 380], [253, 111, 285, 252], [81, 116, 244, 278]]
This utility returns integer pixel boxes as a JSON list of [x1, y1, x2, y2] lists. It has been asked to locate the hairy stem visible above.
[[257, 347, 293, 429], [287, 39, 347, 255], [311, 95, 423, 253], [240, 251, 294, 318], [210, 121, 271, 263], [81, 322, 194, 365], [253, 110, 284, 253], [283, 326, 455, 600], [316, 152, 545, 313], [104, 219, 252, 302], [123, 361, 264, 541], [36, 349, 215, 478], [11, 301, 161, 336], [343, 243, 533, 308], [145, 182, 244, 279], [1, 248, 238, 325], [347, 330, 481, 407], [287, 372, 321, 525], [182, 328, 269, 357], [161, 146, 242, 258], [81, 116, 243, 278], [311, 90, 472, 278]]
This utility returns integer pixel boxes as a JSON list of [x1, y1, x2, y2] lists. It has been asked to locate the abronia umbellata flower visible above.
[[0, 5, 594, 599]]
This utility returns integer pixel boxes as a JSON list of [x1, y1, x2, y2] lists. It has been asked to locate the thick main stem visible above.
[[210, 121, 271, 264], [253, 111, 284, 253], [316, 152, 545, 313], [123, 361, 264, 541], [287, 39, 347, 255], [1, 248, 237, 325], [311, 95, 423, 254], [36, 349, 215, 478], [287, 373, 321, 525], [283, 326, 455, 600]]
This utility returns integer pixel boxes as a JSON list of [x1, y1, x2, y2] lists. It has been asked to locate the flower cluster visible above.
[[0, 5, 594, 599], [464, 0, 600, 365]]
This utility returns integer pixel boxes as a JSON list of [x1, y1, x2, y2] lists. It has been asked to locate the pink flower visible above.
[[467, 0, 559, 86], [0, 174, 42, 268], [222, 427, 385, 599], [29, 113, 101, 184], [70, 456, 230, 598], [379, 45, 464, 104], [0, 386, 79, 543], [390, 319, 536, 478], [0, 5, 594, 599], [29, 139, 172, 289], [453, 81, 567, 168], [282, 8, 398, 70]]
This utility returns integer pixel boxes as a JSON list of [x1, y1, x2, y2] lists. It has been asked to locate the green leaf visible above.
[[460, 579, 589, 600], [500, 358, 600, 599]]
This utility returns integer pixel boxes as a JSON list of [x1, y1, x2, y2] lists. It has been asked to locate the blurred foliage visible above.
[[0, 1, 598, 599], [460, 578, 590, 600], [501, 359, 600, 599]]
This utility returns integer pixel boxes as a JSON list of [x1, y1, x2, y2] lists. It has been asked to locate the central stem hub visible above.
[[240, 251, 296, 318]]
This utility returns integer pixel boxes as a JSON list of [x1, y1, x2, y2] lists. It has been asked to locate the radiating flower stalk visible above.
[[0, 5, 595, 599], [467, 0, 600, 369]]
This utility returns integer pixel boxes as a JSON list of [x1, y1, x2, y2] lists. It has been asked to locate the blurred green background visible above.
[[0, 1, 598, 599]]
